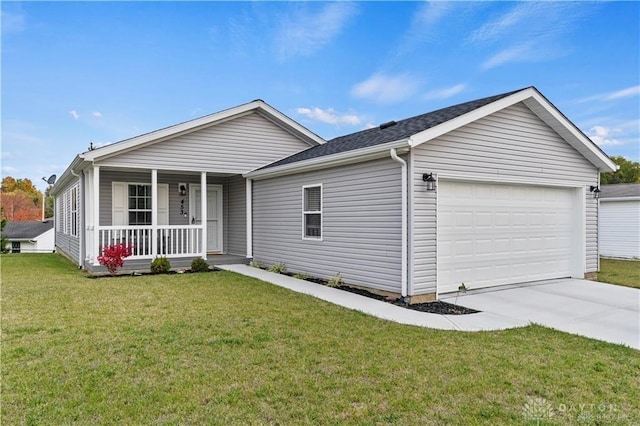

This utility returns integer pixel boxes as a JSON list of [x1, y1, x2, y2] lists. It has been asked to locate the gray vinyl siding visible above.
[[253, 157, 403, 293], [227, 175, 246, 256], [99, 170, 246, 254], [55, 176, 81, 264], [97, 112, 312, 174], [411, 102, 599, 294]]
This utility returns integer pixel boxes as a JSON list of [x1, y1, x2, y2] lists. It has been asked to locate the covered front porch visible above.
[[83, 166, 251, 270]]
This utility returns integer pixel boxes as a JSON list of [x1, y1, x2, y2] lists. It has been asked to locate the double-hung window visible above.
[[128, 184, 152, 225], [302, 184, 322, 240]]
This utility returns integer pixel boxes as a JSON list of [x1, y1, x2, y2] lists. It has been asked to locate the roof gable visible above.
[[248, 87, 616, 178], [81, 100, 325, 163]]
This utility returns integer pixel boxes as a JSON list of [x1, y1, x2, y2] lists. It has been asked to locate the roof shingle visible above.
[[2, 220, 54, 239], [258, 88, 526, 170]]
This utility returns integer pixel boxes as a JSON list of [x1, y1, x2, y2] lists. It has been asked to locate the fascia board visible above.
[[408, 89, 536, 148], [82, 100, 325, 163], [82, 103, 262, 161], [245, 139, 410, 180], [521, 92, 617, 172], [255, 102, 326, 146], [50, 156, 86, 195]]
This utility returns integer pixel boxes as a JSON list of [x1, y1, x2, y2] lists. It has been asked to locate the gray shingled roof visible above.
[[2, 220, 54, 239], [258, 88, 527, 170], [600, 183, 640, 199]]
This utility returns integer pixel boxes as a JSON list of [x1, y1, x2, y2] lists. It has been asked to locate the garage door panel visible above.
[[438, 181, 575, 293]]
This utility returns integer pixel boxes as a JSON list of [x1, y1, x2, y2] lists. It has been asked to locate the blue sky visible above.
[[2, 1, 639, 192]]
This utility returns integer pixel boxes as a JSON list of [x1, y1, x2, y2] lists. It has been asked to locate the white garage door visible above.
[[438, 181, 574, 293]]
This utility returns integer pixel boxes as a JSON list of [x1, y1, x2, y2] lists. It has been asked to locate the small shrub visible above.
[[249, 260, 263, 269], [268, 262, 287, 274], [293, 272, 310, 280], [97, 243, 133, 276], [150, 256, 171, 274], [190, 258, 210, 273], [327, 272, 343, 288]]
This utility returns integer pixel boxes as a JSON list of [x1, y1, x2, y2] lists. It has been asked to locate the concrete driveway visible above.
[[441, 279, 640, 349]]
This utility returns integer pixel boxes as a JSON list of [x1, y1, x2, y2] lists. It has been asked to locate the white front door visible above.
[[190, 184, 223, 253]]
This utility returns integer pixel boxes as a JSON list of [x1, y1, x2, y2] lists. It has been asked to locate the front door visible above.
[[190, 184, 223, 253]]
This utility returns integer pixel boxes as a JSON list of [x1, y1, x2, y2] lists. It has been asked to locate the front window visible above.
[[128, 184, 152, 225], [11, 241, 20, 253], [303, 185, 322, 239]]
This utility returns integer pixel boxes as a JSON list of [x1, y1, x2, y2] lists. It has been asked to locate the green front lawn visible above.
[[598, 257, 640, 288], [2, 254, 639, 424]]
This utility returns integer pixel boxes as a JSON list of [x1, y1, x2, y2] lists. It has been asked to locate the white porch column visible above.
[[200, 171, 207, 259], [92, 165, 100, 264], [151, 169, 158, 257], [246, 178, 253, 258]]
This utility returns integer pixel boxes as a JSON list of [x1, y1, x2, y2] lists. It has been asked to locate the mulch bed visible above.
[[302, 275, 479, 315]]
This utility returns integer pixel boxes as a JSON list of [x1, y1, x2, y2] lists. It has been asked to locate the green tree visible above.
[[600, 156, 640, 184]]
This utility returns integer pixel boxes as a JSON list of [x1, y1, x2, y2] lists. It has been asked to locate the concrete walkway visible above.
[[217, 265, 639, 349]]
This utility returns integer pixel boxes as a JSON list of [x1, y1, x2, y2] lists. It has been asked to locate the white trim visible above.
[[434, 172, 591, 189], [190, 181, 224, 255], [573, 187, 586, 277], [151, 170, 158, 258], [92, 166, 100, 264], [302, 184, 323, 241], [246, 178, 253, 258], [408, 87, 616, 172], [389, 149, 408, 298], [408, 150, 416, 296], [246, 140, 410, 180], [80, 100, 324, 162]]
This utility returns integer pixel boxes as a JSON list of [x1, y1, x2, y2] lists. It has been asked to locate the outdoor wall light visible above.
[[178, 183, 187, 196], [590, 185, 601, 199], [423, 173, 436, 191]]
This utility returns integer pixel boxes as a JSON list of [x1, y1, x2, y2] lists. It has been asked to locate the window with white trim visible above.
[[128, 184, 152, 225], [303, 184, 322, 239], [60, 184, 79, 237]]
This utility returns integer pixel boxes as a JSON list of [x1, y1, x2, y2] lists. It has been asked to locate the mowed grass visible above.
[[598, 257, 640, 288], [2, 255, 639, 425]]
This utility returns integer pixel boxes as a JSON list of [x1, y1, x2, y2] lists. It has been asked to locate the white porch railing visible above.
[[98, 225, 203, 259]]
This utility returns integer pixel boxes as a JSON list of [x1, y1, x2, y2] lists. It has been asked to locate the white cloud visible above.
[[276, 3, 357, 59], [296, 107, 362, 126], [470, 3, 587, 70], [351, 73, 421, 104], [575, 85, 640, 104], [92, 111, 103, 118], [481, 43, 536, 70], [605, 86, 640, 100], [588, 125, 624, 147], [1, 165, 19, 175], [69, 110, 80, 120], [423, 83, 467, 100]]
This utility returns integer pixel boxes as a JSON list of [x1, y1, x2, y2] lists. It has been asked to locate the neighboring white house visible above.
[[599, 184, 640, 259], [2, 220, 55, 253], [51, 87, 617, 300]]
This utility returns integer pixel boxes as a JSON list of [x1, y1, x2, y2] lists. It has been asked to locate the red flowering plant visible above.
[[97, 243, 133, 275]]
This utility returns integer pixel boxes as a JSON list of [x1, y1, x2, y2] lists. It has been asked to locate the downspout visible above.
[[389, 149, 408, 298]]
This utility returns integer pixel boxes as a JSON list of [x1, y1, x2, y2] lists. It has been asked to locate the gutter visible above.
[[245, 139, 410, 180], [389, 148, 408, 298]]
